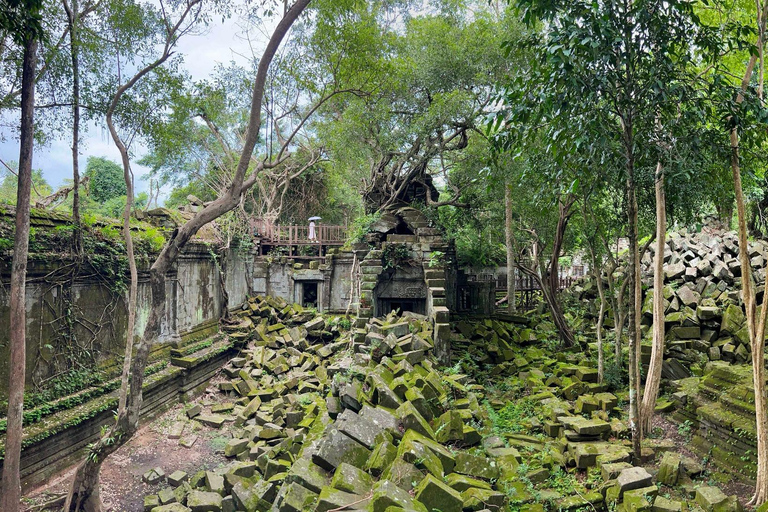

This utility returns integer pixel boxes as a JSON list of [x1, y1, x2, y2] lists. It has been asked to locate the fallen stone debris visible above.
[[138, 293, 743, 512]]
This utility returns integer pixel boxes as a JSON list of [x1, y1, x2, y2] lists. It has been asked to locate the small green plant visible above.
[[603, 361, 627, 391], [134, 226, 166, 254], [485, 397, 538, 435], [346, 212, 382, 244], [428, 250, 445, 268], [678, 419, 693, 441], [209, 435, 229, 452], [547, 467, 578, 495], [382, 243, 411, 271]]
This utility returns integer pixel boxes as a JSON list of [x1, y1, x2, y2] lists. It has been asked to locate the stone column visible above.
[[164, 269, 182, 348]]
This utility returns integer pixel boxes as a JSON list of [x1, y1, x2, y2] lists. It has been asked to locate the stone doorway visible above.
[[301, 282, 318, 308]]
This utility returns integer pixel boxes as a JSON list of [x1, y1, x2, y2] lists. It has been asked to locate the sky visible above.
[[0, 8, 267, 201]]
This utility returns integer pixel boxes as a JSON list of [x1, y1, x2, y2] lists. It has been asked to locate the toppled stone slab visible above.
[[312, 428, 372, 471], [186, 490, 223, 512], [657, 452, 681, 486], [617, 467, 653, 495], [167, 470, 188, 488], [143, 467, 165, 485], [195, 415, 227, 428], [414, 474, 463, 512]]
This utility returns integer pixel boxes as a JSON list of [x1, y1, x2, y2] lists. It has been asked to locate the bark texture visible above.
[[1, 34, 38, 512], [640, 161, 665, 434], [505, 183, 516, 313], [731, 52, 768, 506], [624, 118, 642, 459], [544, 198, 580, 349], [63, 0, 83, 254]]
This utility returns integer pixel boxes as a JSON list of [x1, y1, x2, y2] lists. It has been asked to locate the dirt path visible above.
[[23, 394, 229, 512]]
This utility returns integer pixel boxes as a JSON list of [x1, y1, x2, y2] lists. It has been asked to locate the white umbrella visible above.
[[308, 216, 322, 221]]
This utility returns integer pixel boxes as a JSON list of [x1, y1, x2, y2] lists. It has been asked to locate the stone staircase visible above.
[[0, 326, 240, 490]]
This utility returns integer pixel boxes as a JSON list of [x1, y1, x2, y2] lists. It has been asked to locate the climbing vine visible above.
[[0, 211, 168, 401]]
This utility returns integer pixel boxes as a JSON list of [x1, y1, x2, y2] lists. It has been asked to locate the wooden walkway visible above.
[[251, 218, 346, 256]]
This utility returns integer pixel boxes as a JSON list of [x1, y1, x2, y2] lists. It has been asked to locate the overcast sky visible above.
[[0, 11, 266, 200]]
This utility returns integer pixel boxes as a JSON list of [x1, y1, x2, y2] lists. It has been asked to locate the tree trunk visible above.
[[1, 34, 38, 512], [595, 266, 606, 383], [587, 242, 607, 383], [114, 132, 137, 417], [604, 260, 623, 364], [624, 121, 642, 460], [505, 183, 516, 313], [544, 197, 580, 349], [64, 2, 310, 508], [64, 0, 83, 254], [65, 29, 142, 511], [640, 161, 666, 435], [218, 247, 230, 320], [730, 51, 768, 506]]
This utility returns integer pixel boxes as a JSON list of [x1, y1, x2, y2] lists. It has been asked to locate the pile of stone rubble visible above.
[[139, 294, 744, 512], [142, 298, 504, 511], [573, 228, 768, 379]]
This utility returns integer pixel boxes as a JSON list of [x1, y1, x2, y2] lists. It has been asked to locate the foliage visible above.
[[485, 397, 539, 435], [132, 224, 165, 254], [382, 244, 411, 271], [346, 211, 382, 245], [0, 165, 52, 205], [85, 157, 127, 203], [603, 361, 628, 392]]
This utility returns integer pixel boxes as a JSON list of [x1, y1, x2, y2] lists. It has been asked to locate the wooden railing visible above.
[[465, 272, 574, 310], [251, 218, 347, 245]]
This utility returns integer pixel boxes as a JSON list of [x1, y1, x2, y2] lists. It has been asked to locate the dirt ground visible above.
[[646, 414, 755, 508], [22, 392, 230, 512]]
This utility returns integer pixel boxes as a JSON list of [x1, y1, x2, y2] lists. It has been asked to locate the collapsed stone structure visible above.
[[575, 227, 768, 376], [144, 296, 504, 512], [250, 207, 458, 363], [140, 295, 744, 512], [573, 225, 768, 480]]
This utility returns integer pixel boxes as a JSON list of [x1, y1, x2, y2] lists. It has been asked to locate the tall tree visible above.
[[64, 1, 313, 509], [0, 1, 43, 509], [723, 0, 768, 501], [62, 0, 83, 253]]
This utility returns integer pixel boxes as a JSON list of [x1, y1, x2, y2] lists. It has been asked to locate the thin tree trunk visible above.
[[1, 34, 38, 512], [641, 161, 666, 435], [505, 183, 516, 313], [218, 247, 230, 320], [543, 196, 580, 348], [730, 49, 768, 506], [595, 265, 606, 383], [63, 0, 82, 254], [115, 137, 137, 417], [587, 240, 607, 383], [606, 262, 623, 364], [64, 2, 310, 508], [624, 118, 642, 460]]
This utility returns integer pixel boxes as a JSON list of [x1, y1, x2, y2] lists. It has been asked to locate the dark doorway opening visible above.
[[378, 298, 426, 316], [302, 282, 318, 308]]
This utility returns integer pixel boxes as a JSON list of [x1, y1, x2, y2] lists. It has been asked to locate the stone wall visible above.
[[250, 252, 355, 313], [0, 244, 250, 399]]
